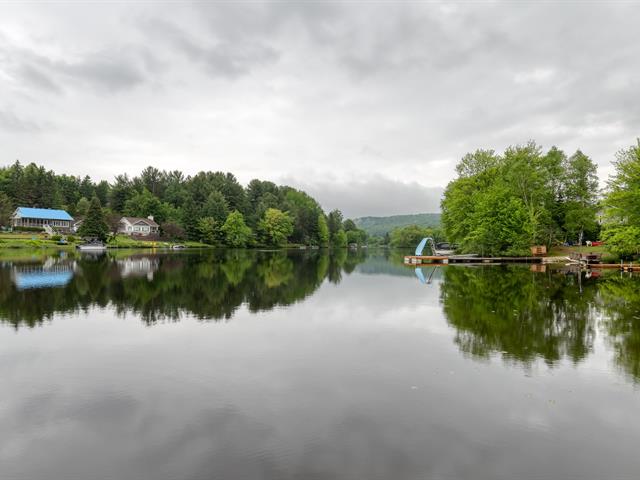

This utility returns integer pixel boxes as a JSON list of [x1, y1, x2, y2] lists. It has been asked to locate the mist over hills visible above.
[[354, 213, 441, 237]]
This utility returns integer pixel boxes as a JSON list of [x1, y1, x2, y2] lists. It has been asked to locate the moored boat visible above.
[[76, 242, 107, 251]]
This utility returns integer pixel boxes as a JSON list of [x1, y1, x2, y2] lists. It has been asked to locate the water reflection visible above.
[[11, 256, 76, 290], [0, 249, 367, 328], [598, 275, 640, 381], [438, 265, 640, 382], [3, 252, 640, 383], [2, 252, 640, 479]]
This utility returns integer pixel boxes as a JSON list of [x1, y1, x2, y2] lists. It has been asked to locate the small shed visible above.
[[530, 245, 547, 256]]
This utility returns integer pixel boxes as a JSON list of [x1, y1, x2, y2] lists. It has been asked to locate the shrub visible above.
[[50, 234, 62, 242]]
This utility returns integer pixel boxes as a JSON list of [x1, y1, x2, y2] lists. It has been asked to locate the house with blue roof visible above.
[[11, 207, 74, 231]]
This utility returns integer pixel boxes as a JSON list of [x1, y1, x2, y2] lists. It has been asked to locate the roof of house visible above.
[[13, 271, 74, 290], [121, 216, 159, 227], [14, 207, 73, 221]]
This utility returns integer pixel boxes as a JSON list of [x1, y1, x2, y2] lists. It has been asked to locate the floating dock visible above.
[[404, 255, 542, 265], [403, 255, 639, 272]]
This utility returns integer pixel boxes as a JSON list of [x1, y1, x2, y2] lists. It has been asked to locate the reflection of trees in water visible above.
[[441, 266, 640, 382], [0, 249, 367, 328], [440, 266, 598, 366], [598, 275, 640, 383]]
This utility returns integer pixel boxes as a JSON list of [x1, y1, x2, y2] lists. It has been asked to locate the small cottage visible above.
[[119, 216, 160, 236]]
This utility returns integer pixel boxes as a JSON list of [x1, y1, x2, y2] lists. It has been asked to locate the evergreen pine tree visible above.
[[78, 196, 109, 241]]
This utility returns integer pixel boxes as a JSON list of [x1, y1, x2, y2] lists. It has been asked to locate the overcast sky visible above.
[[0, 1, 638, 217]]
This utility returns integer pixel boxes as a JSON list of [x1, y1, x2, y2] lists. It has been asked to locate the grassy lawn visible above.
[[0, 232, 73, 250], [0, 232, 210, 250], [549, 245, 608, 256], [107, 235, 209, 249], [548, 244, 623, 263]]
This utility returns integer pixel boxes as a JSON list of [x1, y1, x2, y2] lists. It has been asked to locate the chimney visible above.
[[147, 215, 154, 221]]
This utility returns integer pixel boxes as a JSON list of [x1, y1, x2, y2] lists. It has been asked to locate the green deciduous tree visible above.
[[563, 150, 599, 245], [221, 211, 252, 248], [197, 217, 221, 245], [258, 208, 294, 247], [317, 214, 329, 246], [331, 229, 348, 248], [602, 139, 640, 256], [327, 210, 343, 236]]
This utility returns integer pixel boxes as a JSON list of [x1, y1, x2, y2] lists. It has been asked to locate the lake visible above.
[[1, 249, 639, 479]]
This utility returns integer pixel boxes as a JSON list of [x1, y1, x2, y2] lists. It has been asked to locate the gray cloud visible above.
[[59, 50, 147, 92], [138, 17, 280, 79], [0, 1, 638, 214], [283, 176, 444, 218], [19, 64, 62, 93], [0, 110, 42, 133]]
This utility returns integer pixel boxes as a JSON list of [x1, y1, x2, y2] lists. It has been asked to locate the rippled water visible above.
[[1, 249, 639, 479]]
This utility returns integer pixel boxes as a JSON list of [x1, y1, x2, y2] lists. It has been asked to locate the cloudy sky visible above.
[[0, 1, 638, 217]]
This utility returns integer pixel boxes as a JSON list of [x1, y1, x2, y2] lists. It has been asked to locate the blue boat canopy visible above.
[[14, 207, 73, 221]]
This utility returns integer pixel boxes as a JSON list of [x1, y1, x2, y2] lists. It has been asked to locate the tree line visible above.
[[0, 162, 367, 247]]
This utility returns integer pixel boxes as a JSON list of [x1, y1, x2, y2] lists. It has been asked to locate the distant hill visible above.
[[354, 213, 441, 236]]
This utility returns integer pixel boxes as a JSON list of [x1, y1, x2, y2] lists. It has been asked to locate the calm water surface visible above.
[[1, 249, 639, 480]]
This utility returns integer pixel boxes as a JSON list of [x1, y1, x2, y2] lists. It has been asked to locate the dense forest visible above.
[[0, 162, 367, 247]]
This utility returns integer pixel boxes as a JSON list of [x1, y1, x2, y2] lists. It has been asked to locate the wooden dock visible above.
[[403, 255, 639, 272], [404, 255, 542, 265]]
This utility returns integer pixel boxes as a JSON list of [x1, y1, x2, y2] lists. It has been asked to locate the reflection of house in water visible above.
[[11, 258, 76, 290], [117, 256, 159, 281]]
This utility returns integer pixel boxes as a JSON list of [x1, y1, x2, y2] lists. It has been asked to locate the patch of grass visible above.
[[0, 238, 74, 249], [0, 232, 47, 240], [549, 245, 606, 255], [106, 235, 210, 249], [107, 235, 165, 248], [548, 244, 617, 263]]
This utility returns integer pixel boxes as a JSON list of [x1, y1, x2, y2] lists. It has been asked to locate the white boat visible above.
[[76, 242, 107, 251]]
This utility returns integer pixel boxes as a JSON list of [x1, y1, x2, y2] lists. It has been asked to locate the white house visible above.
[[118, 216, 160, 236]]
